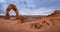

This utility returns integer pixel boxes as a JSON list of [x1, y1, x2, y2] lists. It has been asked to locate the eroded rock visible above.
[[31, 23, 43, 29], [5, 4, 20, 20]]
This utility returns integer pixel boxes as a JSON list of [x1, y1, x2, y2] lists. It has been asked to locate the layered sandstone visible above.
[[0, 10, 60, 32], [5, 4, 20, 20]]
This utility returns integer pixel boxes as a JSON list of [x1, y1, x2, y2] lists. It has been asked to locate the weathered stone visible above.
[[5, 4, 20, 20], [34, 23, 43, 29], [31, 23, 43, 29]]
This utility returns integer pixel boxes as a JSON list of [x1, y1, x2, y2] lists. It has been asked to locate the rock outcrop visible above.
[[0, 10, 60, 32], [5, 4, 20, 20], [54, 10, 60, 14], [48, 10, 60, 17]]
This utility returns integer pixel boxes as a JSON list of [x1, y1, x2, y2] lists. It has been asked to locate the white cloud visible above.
[[0, 0, 3, 2], [0, 0, 60, 15], [19, 8, 54, 15]]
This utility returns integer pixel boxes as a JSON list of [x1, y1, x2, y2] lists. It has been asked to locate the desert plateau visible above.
[[0, 10, 60, 32]]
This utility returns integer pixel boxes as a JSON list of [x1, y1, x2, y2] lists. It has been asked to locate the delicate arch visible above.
[[5, 4, 20, 20]]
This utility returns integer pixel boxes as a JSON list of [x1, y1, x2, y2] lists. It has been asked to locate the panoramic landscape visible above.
[[0, 0, 60, 32], [0, 10, 60, 32]]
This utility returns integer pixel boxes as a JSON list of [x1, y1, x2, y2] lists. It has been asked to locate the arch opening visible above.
[[5, 4, 20, 20]]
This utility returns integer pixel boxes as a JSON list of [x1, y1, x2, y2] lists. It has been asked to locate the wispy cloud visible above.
[[0, 0, 60, 15]]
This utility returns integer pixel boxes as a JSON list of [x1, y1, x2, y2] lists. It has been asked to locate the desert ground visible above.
[[0, 10, 60, 32]]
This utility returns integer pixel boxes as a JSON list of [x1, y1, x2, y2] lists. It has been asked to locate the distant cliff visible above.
[[53, 10, 60, 15], [48, 10, 60, 17]]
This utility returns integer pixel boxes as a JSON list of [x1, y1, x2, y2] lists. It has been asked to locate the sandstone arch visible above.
[[5, 4, 20, 20]]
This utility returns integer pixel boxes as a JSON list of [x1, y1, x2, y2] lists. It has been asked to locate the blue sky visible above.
[[0, 0, 60, 15]]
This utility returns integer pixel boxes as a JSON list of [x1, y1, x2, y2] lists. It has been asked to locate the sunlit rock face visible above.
[[48, 10, 60, 17], [5, 4, 20, 20], [0, 10, 60, 32], [54, 10, 60, 15]]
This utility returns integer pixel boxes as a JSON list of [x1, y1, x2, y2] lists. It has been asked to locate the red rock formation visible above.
[[5, 4, 20, 20], [53, 10, 60, 15], [0, 10, 60, 32], [48, 10, 60, 17]]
